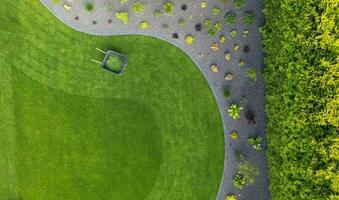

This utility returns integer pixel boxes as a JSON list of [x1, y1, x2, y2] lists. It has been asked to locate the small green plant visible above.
[[161, 24, 171, 32], [219, 35, 226, 43], [225, 11, 237, 25], [244, 11, 255, 24], [185, 35, 194, 45], [154, 10, 162, 18], [84, 2, 94, 12], [116, 12, 129, 24], [230, 131, 238, 140], [234, 0, 246, 9], [214, 22, 223, 31], [140, 21, 149, 29], [233, 156, 259, 190], [233, 174, 246, 190], [201, 1, 207, 8], [212, 7, 221, 15], [131, 2, 145, 14], [162, 1, 175, 14], [224, 87, 231, 98], [178, 18, 186, 27], [247, 68, 257, 81], [248, 136, 262, 151], [228, 104, 243, 120], [230, 30, 237, 38], [204, 19, 217, 36], [226, 194, 237, 200]]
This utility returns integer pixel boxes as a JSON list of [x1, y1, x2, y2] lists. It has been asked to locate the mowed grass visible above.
[[0, 1, 224, 200]]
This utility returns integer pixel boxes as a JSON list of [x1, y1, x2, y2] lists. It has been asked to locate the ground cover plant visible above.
[[263, 0, 339, 199], [0, 1, 224, 199]]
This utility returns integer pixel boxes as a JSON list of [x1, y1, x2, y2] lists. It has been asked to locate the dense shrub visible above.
[[262, 0, 339, 199]]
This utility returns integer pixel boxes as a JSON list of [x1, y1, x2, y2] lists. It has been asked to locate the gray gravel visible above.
[[40, 0, 270, 199]]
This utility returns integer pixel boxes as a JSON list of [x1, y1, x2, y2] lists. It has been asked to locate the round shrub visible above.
[[234, 0, 246, 9], [225, 11, 236, 25], [185, 35, 194, 45], [131, 2, 145, 14], [140, 21, 149, 29], [243, 11, 255, 25], [162, 1, 175, 14]]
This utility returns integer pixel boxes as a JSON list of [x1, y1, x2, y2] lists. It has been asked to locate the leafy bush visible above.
[[243, 11, 255, 25], [263, 0, 339, 199], [162, 1, 174, 14], [228, 104, 243, 120], [248, 136, 262, 151], [115, 12, 129, 24], [225, 11, 237, 25], [233, 174, 246, 190], [131, 2, 145, 14]]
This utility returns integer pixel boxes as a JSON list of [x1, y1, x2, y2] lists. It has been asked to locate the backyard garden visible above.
[[0, 0, 337, 200]]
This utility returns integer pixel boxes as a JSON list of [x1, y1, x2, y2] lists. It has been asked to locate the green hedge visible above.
[[262, 0, 338, 199]]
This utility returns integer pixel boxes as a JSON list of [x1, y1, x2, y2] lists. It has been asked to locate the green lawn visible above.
[[0, 1, 224, 200]]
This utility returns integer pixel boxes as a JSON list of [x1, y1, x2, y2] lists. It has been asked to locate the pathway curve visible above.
[[40, 0, 270, 199]]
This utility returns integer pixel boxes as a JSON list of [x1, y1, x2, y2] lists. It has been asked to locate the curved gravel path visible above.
[[40, 0, 270, 199]]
